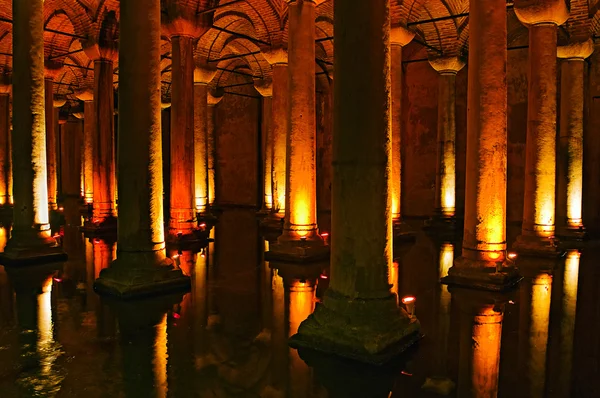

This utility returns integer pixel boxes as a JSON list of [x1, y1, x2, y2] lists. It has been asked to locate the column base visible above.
[[265, 239, 330, 264], [512, 234, 564, 258], [94, 257, 190, 299], [0, 235, 67, 266], [197, 211, 218, 230], [393, 220, 417, 243], [289, 290, 421, 365], [0, 204, 12, 218], [259, 214, 284, 243], [81, 215, 118, 236], [442, 257, 522, 292], [556, 225, 587, 242], [424, 213, 461, 235]]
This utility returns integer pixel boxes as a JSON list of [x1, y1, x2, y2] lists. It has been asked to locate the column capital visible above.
[[285, 0, 324, 5], [390, 25, 415, 46], [53, 97, 67, 109], [161, 99, 172, 109], [82, 41, 118, 63], [0, 71, 11, 95], [194, 66, 217, 85], [75, 89, 94, 102], [44, 60, 63, 80], [254, 78, 273, 97], [429, 56, 466, 75], [514, 0, 568, 26], [72, 111, 85, 120], [207, 90, 224, 106], [263, 48, 288, 66], [557, 38, 594, 60]]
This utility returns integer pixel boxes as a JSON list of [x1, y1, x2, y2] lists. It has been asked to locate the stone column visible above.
[[291, 0, 420, 362], [0, 82, 11, 207], [44, 71, 61, 211], [94, 0, 188, 298], [267, 0, 328, 262], [61, 119, 83, 226], [255, 79, 274, 215], [513, 0, 568, 255], [76, 90, 95, 206], [556, 39, 593, 239], [429, 57, 465, 222], [1, 0, 65, 263], [193, 67, 217, 218], [263, 49, 288, 220], [168, 35, 196, 241], [444, 0, 519, 290], [390, 27, 414, 236], [207, 91, 222, 207]]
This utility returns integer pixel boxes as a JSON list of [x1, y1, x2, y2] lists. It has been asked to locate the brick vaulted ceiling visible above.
[[0, 0, 597, 108]]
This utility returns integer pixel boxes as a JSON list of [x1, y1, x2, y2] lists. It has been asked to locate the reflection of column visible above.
[[92, 239, 117, 339], [94, 0, 189, 298], [207, 91, 222, 206], [446, 0, 519, 290], [3, 0, 64, 263], [262, 49, 288, 218], [556, 40, 593, 239], [456, 296, 504, 398], [0, 85, 12, 206], [288, 279, 315, 398], [513, 1, 568, 254], [390, 27, 414, 231], [266, 269, 288, 395], [255, 79, 273, 214], [294, 0, 419, 361], [429, 58, 465, 221], [193, 68, 217, 216], [518, 269, 552, 398]]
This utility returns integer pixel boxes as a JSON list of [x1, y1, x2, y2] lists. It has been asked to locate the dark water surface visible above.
[[0, 208, 599, 397]]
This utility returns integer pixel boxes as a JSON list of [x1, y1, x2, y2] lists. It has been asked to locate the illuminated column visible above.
[[518, 265, 552, 398], [75, 90, 95, 205], [193, 67, 217, 217], [0, 82, 11, 207], [61, 119, 83, 226], [168, 35, 196, 241], [1, 0, 65, 263], [556, 40, 593, 239], [445, 0, 519, 290], [390, 27, 414, 233], [255, 79, 274, 215], [44, 66, 62, 211], [207, 91, 222, 206], [513, 0, 568, 255], [263, 49, 288, 219], [94, 0, 189, 297], [292, 0, 420, 361], [429, 57, 465, 221], [456, 294, 504, 398]]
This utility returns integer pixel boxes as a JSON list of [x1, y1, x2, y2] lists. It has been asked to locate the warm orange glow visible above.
[[470, 305, 503, 397], [289, 280, 315, 336], [391, 196, 400, 221], [389, 261, 399, 304], [439, 243, 454, 277], [488, 251, 500, 260], [508, 252, 517, 260], [440, 143, 456, 216], [154, 313, 168, 397], [290, 195, 313, 236], [402, 296, 415, 304]]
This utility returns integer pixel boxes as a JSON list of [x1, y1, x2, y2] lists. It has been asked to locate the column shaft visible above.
[[194, 83, 208, 214], [272, 63, 288, 215], [61, 120, 82, 225], [521, 24, 558, 240], [391, 44, 403, 223], [0, 94, 11, 205], [83, 101, 94, 204], [261, 96, 273, 211], [207, 103, 217, 206], [435, 73, 457, 217], [557, 58, 584, 232], [462, 0, 507, 262], [45, 78, 57, 210], [93, 60, 116, 223], [284, 0, 318, 239], [169, 35, 196, 237]]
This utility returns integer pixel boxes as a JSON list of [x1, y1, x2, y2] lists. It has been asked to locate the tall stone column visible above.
[[44, 70, 62, 211], [76, 90, 95, 206], [267, 1, 328, 262], [61, 119, 83, 226], [444, 0, 519, 290], [556, 39, 593, 240], [291, 0, 420, 362], [193, 67, 217, 218], [207, 91, 222, 207], [168, 35, 196, 242], [390, 27, 414, 236], [94, 0, 189, 297], [255, 79, 273, 215], [513, 0, 568, 255], [429, 57, 465, 223], [0, 81, 12, 207], [1, 0, 65, 264]]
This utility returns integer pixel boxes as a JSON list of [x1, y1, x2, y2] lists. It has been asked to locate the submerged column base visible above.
[[266, 235, 330, 264], [392, 219, 417, 243], [556, 225, 587, 242], [290, 290, 421, 365], [512, 234, 564, 257], [258, 213, 284, 243], [442, 256, 522, 292], [94, 255, 190, 299], [0, 228, 67, 266], [82, 215, 118, 235]]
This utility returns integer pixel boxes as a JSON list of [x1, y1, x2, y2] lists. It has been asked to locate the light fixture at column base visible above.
[[0, 244, 67, 266], [290, 290, 421, 365], [442, 257, 522, 292], [512, 234, 565, 258], [265, 239, 330, 263], [94, 259, 190, 299]]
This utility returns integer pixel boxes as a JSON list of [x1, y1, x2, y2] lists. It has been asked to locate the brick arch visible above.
[[0, 29, 11, 73], [212, 57, 254, 88], [214, 1, 277, 44], [197, 13, 258, 62], [44, 11, 77, 61]]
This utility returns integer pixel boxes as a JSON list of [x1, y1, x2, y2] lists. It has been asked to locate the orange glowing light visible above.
[[321, 232, 329, 237], [58, 206, 64, 212], [199, 223, 206, 228], [319, 273, 328, 279], [402, 296, 416, 304], [489, 252, 501, 260], [508, 252, 517, 260]]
